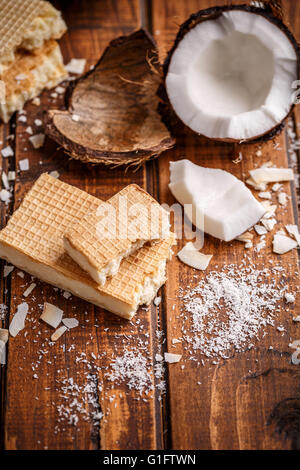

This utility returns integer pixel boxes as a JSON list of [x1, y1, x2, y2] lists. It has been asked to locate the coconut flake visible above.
[[278, 192, 288, 206], [55, 86, 65, 94], [285, 224, 300, 246], [246, 178, 267, 191], [29, 133, 45, 149], [18, 115, 27, 123], [164, 352, 182, 363], [51, 325, 67, 341], [0, 328, 8, 364], [272, 233, 298, 254], [272, 183, 282, 192], [285, 293, 295, 303], [153, 296, 161, 306], [32, 97, 40, 106], [1, 146, 14, 158], [19, 158, 29, 171], [49, 170, 60, 179], [40, 302, 63, 328], [261, 218, 277, 231], [2, 171, 9, 190], [177, 242, 212, 270], [258, 191, 272, 200], [9, 302, 29, 337], [236, 231, 253, 242], [4, 265, 14, 277], [250, 167, 294, 184], [62, 318, 79, 329], [0, 189, 11, 203], [254, 224, 267, 235], [65, 58, 86, 74], [25, 126, 33, 134], [8, 171, 15, 181], [23, 283, 36, 297]]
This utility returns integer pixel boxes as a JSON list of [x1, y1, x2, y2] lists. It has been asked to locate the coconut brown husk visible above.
[[162, 2, 300, 144], [45, 29, 175, 167]]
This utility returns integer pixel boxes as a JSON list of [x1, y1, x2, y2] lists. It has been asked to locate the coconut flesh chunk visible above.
[[169, 160, 265, 242], [177, 242, 212, 270], [165, 8, 298, 141]]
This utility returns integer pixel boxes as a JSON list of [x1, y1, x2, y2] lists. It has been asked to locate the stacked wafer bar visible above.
[[0, 0, 67, 122], [64, 184, 171, 286], [0, 174, 175, 319]]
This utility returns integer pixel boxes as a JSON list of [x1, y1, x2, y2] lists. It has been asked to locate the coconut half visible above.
[[45, 29, 174, 166], [164, 5, 299, 142], [169, 159, 265, 242]]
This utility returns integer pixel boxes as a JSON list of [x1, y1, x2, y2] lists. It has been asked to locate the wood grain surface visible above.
[[0, 0, 300, 450]]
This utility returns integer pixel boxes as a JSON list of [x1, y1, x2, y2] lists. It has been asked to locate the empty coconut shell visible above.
[[45, 29, 175, 166]]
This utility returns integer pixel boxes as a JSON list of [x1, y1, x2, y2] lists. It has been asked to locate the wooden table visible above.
[[1, 0, 300, 450]]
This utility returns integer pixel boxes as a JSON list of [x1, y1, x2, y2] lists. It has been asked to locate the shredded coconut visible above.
[[105, 350, 153, 395], [179, 261, 289, 361]]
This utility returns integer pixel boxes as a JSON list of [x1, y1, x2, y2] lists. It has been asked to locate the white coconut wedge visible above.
[[177, 242, 212, 270], [164, 5, 299, 142], [169, 160, 265, 242]]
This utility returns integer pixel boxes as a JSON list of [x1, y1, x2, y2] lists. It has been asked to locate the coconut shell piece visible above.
[[162, 3, 300, 144], [45, 29, 175, 167]]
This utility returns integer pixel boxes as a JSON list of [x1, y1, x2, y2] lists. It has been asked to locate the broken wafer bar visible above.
[[0, 174, 175, 319], [0, 39, 68, 123], [0, 0, 66, 72], [64, 184, 170, 286]]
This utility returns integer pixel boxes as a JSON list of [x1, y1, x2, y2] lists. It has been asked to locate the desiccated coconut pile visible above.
[[179, 258, 296, 361]]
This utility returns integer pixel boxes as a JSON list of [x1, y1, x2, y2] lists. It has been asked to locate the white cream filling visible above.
[[0, 43, 68, 122]]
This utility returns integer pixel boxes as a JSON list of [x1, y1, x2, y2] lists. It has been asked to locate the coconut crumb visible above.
[[19, 158, 29, 171]]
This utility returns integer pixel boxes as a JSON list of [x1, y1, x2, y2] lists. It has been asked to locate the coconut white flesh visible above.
[[169, 160, 265, 241], [166, 10, 297, 140], [177, 242, 212, 270]]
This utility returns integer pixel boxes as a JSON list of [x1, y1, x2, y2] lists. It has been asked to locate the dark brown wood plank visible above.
[[2, 0, 163, 450], [152, 0, 300, 450]]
